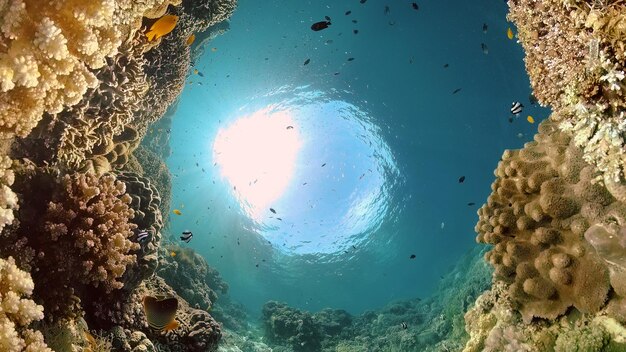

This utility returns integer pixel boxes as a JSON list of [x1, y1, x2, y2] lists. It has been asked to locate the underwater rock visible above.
[[476, 120, 621, 323]]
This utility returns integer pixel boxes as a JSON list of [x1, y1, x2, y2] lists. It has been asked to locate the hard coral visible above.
[[508, 0, 626, 182], [476, 120, 626, 322], [0, 156, 17, 232], [0, 256, 51, 352], [10, 165, 139, 321]]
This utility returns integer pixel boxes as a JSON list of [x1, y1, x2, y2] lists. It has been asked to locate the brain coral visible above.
[[0, 256, 52, 352], [508, 0, 626, 183], [476, 120, 626, 323]]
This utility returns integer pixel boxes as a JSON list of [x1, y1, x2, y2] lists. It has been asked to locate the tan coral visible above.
[[0, 256, 52, 352], [476, 120, 626, 323]]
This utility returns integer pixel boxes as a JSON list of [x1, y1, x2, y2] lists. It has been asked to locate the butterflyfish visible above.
[[146, 15, 179, 42], [527, 115, 535, 123], [507, 27, 514, 40], [173, 209, 182, 215], [143, 296, 180, 331], [180, 230, 193, 243], [186, 34, 195, 46], [511, 101, 523, 115]]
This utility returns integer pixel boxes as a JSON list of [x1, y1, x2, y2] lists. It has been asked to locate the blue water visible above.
[[166, 0, 550, 315]]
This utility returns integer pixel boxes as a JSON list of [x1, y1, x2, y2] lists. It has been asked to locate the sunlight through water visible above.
[[213, 86, 400, 257]]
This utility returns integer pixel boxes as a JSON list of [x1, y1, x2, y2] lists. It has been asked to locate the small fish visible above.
[[137, 230, 150, 242], [401, 322, 408, 329], [352, 19, 358, 23], [180, 230, 193, 243], [276, 217, 283, 221], [411, 3, 419, 10], [286, 125, 294, 129], [198, 71, 204, 77], [481, 43, 488, 54], [143, 296, 179, 331], [458, 176, 465, 183], [443, 63, 449, 68], [452, 88, 462, 94], [441, 222, 445, 229], [384, 5, 390, 15], [529, 93, 538, 105], [360, 0, 366, 3], [517, 132, 524, 138], [194, 69, 198, 74], [507, 27, 514, 40], [170, 251, 177, 257], [173, 209, 182, 215], [321, 163, 326, 167], [527, 115, 535, 124], [211, 47, 218, 52], [508, 117, 514, 123], [311, 21, 331, 31], [325, 15, 331, 21], [270, 208, 277, 214], [347, 57, 355, 61], [186, 34, 196, 45], [345, 10, 352, 15], [304, 58, 310, 65], [482, 23, 488, 33], [467, 202, 475, 206], [388, 20, 396, 26], [510, 101, 523, 115], [146, 14, 178, 42], [410, 254, 416, 259], [353, 29, 359, 34]]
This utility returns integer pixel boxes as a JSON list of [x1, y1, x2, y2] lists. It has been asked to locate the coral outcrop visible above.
[[157, 245, 228, 311], [0, 256, 51, 352], [476, 120, 624, 322], [508, 0, 626, 183], [0, 156, 17, 232], [262, 301, 323, 352]]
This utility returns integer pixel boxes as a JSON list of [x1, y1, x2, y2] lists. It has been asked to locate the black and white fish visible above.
[[180, 230, 193, 243], [137, 230, 150, 243], [510, 101, 524, 115], [401, 322, 408, 329]]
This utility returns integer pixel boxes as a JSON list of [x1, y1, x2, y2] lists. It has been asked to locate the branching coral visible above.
[[0, 256, 51, 352], [0, 156, 17, 232], [508, 0, 626, 183], [476, 120, 625, 322], [8, 166, 139, 321]]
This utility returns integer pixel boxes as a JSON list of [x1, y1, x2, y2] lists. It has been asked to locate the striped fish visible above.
[[137, 230, 150, 243], [143, 296, 179, 331], [510, 101, 524, 115], [180, 230, 193, 243], [401, 322, 408, 329]]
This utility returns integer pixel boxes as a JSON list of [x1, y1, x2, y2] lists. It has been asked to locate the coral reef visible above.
[[92, 276, 222, 352], [7, 165, 139, 321], [117, 172, 163, 289], [0, 156, 17, 232], [475, 120, 624, 322], [262, 301, 323, 352], [508, 0, 626, 183], [0, 256, 51, 352], [157, 245, 229, 311]]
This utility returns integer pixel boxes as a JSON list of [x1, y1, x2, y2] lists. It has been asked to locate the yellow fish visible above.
[[194, 69, 199, 74], [186, 34, 196, 46], [527, 115, 535, 124], [143, 296, 180, 331], [173, 209, 182, 215], [170, 251, 177, 257], [146, 15, 179, 42], [507, 27, 514, 40]]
